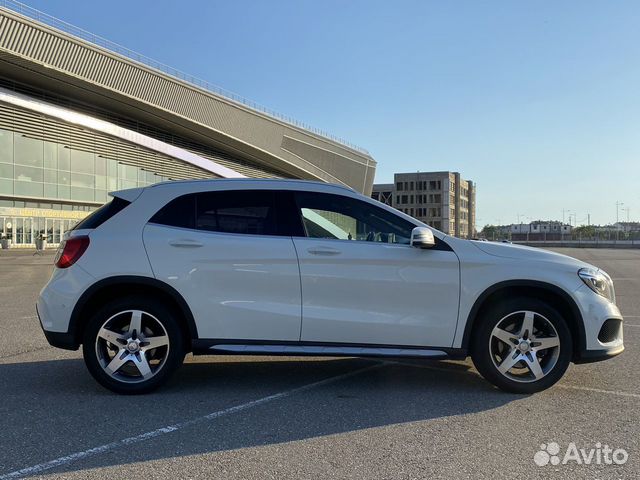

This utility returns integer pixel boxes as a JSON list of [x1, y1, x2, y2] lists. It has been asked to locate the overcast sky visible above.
[[26, 0, 640, 226]]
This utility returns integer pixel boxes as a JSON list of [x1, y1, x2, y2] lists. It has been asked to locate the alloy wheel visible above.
[[489, 310, 561, 383], [94, 309, 170, 383]]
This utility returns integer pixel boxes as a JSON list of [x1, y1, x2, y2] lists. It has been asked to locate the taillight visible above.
[[55, 236, 90, 269]]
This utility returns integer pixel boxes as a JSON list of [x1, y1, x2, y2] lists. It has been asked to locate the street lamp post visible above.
[[615, 201, 624, 242]]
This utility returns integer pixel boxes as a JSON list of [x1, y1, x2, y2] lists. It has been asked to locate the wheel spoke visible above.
[[491, 327, 517, 346], [131, 353, 153, 379], [533, 336, 560, 351], [105, 349, 130, 375], [520, 311, 535, 338], [98, 327, 125, 346], [143, 335, 169, 350], [498, 351, 522, 374], [129, 310, 143, 335], [524, 353, 545, 379]]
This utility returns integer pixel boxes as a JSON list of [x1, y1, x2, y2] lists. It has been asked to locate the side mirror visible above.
[[410, 227, 436, 249]]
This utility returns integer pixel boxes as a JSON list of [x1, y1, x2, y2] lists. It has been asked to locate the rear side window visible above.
[[149, 190, 279, 236], [149, 194, 195, 229], [196, 190, 277, 235], [73, 197, 131, 230]]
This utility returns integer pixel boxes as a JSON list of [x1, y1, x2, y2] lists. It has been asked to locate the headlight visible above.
[[578, 268, 616, 304]]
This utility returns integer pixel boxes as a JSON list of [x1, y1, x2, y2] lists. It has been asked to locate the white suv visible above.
[[37, 179, 624, 394]]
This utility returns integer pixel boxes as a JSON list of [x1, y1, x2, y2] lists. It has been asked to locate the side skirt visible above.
[[192, 339, 467, 360]]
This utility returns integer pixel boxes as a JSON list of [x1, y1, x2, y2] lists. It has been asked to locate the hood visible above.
[[470, 240, 591, 269]]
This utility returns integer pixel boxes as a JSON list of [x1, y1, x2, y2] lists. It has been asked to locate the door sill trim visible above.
[[193, 341, 458, 359]]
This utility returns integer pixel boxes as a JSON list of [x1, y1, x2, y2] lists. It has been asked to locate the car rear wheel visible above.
[[471, 297, 572, 394], [82, 296, 185, 394]]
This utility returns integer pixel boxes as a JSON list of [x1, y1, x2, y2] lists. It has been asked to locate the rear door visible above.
[[143, 189, 302, 341]]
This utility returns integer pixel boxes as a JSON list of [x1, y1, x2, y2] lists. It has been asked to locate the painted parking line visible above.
[[387, 361, 640, 399], [0, 363, 382, 480], [555, 384, 640, 399]]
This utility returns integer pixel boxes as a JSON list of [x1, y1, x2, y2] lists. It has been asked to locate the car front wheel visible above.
[[82, 296, 185, 394], [471, 297, 572, 394]]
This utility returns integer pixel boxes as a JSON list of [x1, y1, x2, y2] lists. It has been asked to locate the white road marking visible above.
[[555, 384, 640, 399], [0, 363, 382, 480], [624, 323, 640, 328], [19, 315, 37, 320], [386, 361, 640, 399]]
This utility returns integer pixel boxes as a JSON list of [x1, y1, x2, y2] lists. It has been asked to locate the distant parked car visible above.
[[38, 179, 624, 394]]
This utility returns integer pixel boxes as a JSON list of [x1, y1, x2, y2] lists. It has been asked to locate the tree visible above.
[[480, 225, 499, 240], [573, 225, 595, 239]]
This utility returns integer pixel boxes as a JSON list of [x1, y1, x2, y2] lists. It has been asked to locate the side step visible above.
[[208, 344, 448, 359]]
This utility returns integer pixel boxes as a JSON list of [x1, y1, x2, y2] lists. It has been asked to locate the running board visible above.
[[207, 344, 448, 358]]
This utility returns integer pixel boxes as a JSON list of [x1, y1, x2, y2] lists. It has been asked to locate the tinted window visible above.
[[196, 190, 277, 235], [150, 190, 282, 235], [149, 194, 195, 229], [73, 196, 131, 230], [294, 191, 414, 244]]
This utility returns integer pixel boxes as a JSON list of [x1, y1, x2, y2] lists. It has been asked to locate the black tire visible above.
[[82, 295, 185, 394], [471, 296, 572, 394]]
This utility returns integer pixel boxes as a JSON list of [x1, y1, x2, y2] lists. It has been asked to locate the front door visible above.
[[292, 191, 460, 348]]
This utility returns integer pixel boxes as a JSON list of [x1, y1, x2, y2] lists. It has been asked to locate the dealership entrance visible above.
[[0, 206, 89, 248]]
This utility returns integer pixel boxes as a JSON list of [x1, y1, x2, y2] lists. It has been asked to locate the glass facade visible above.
[[0, 128, 171, 204], [0, 125, 175, 248]]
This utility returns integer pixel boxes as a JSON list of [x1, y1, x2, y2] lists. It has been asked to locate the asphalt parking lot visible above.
[[0, 248, 638, 479]]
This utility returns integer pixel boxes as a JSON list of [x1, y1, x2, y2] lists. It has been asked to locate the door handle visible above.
[[168, 239, 203, 248], [307, 246, 341, 256]]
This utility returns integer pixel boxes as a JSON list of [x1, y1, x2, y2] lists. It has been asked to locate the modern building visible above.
[[0, 2, 376, 248], [372, 171, 476, 238]]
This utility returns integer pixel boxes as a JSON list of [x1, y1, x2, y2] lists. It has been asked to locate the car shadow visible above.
[[0, 356, 523, 477]]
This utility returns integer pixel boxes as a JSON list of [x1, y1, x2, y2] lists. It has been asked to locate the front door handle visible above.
[[307, 246, 341, 256], [169, 239, 203, 248]]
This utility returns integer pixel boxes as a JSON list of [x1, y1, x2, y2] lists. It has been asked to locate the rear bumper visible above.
[[42, 329, 79, 351], [36, 304, 79, 351]]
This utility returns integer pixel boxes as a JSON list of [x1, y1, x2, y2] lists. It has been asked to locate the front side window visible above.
[[295, 191, 414, 245]]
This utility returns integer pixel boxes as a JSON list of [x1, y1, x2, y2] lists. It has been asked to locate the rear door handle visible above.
[[307, 246, 341, 256], [169, 239, 203, 248]]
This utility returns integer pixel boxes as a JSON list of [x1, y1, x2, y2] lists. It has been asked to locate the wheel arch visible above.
[[461, 280, 586, 361], [68, 276, 198, 351]]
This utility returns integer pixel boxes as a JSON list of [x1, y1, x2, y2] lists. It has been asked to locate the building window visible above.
[[401, 195, 408, 204], [0, 126, 171, 205], [396, 182, 403, 191]]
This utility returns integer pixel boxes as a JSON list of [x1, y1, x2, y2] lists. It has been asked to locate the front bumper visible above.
[[573, 284, 624, 363], [574, 344, 625, 364]]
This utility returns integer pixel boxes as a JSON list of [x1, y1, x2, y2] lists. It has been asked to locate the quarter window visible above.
[[294, 192, 414, 245]]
